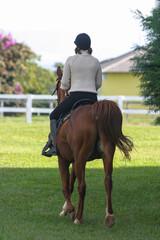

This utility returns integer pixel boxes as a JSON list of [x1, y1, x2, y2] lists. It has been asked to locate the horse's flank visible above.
[[57, 104, 98, 162], [57, 100, 133, 162]]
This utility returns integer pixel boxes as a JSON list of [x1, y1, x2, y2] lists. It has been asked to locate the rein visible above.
[[51, 76, 61, 96]]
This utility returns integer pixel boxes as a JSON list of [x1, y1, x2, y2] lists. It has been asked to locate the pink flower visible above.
[[0, 33, 3, 41], [14, 83, 23, 94], [7, 33, 12, 39], [0, 33, 17, 49], [5, 40, 12, 48]]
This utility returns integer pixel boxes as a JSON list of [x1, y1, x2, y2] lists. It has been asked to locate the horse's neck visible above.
[[58, 86, 66, 103], [57, 67, 68, 103]]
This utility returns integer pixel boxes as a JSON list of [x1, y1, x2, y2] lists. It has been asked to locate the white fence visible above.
[[0, 94, 159, 123]]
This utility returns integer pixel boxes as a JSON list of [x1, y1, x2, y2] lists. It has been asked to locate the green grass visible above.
[[0, 116, 160, 240]]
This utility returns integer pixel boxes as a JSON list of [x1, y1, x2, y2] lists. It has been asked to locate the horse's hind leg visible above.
[[59, 163, 76, 217], [74, 160, 86, 224], [102, 142, 115, 228], [58, 156, 75, 221], [69, 163, 76, 194]]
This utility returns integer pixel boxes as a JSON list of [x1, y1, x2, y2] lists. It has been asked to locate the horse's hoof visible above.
[[59, 201, 68, 216], [74, 218, 82, 224], [59, 209, 68, 217], [105, 214, 115, 228]]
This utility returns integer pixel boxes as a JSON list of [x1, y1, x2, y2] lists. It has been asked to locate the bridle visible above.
[[51, 75, 62, 96], [52, 66, 67, 105]]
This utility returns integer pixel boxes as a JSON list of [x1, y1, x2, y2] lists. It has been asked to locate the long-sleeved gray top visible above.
[[60, 51, 102, 94]]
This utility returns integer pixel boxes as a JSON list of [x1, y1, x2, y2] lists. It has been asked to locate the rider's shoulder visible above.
[[91, 55, 100, 62], [65, 55, 77, 63], [65, 54, 100, 65]]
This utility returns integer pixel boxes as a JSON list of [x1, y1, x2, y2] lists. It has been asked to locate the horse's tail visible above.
[[92, 100, 134, 159]]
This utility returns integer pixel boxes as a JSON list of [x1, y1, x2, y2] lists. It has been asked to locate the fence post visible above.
[[26, 95, 32, 123], [0, 100, 4, 117], [126, 102, 130, 119], [118, 96, 123, 112]]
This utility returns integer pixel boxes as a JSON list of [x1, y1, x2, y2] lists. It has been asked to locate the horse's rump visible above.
[[57, 100, 133, 161]]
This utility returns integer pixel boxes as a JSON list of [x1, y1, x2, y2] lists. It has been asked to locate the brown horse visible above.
[[54, 66, 133, 227]]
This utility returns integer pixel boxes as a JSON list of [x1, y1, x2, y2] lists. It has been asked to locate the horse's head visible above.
[[53, 66, 68, 104], [57, 66, 63, 79]]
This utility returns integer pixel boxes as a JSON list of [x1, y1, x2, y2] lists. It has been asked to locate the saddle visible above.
[[57, 98, 95, 129]]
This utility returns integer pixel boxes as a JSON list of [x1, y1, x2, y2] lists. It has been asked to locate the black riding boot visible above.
[[42, 119, 57, 157]]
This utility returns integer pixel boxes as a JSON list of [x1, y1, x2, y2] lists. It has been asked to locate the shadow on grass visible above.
[[0, 167, 159, 240]]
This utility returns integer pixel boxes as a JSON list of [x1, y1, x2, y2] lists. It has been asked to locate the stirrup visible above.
[[42, 140, 52, 155], [43, 146, 57, 157]]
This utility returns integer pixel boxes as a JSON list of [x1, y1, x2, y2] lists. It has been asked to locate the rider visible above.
[[42, 33, 102, 157]]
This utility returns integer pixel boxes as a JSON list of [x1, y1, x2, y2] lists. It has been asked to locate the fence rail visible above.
[[0, 94, 159, 123]]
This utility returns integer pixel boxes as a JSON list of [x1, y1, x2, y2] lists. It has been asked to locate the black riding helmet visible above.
[[74, 33, 91, 50]]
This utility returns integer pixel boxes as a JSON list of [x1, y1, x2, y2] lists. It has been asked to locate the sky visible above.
[[0, 0, 156, 70]]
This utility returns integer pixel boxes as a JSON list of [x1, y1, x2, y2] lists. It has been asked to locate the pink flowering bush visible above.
[[0, 33, 16, 50], [0, 32, 36, 94]]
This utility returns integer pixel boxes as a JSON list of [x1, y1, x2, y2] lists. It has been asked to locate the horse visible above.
[[53, 66, 133, 227]]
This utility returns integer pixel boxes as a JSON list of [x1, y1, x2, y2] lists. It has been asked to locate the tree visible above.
[[131, 1, 160, 123], [15, 62, 56, 94], [0, 33, 37, 94], [0, 32, 57, 94]]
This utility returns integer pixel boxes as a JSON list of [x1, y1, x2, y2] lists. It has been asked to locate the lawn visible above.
[[0, 116, 160, 240]]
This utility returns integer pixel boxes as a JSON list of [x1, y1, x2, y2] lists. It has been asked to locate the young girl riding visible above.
[[42, 33, 102, 157]]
